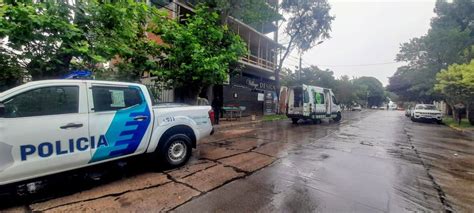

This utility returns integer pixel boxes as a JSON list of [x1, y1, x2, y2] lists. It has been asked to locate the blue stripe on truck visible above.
[[90, 86, 151, 163]]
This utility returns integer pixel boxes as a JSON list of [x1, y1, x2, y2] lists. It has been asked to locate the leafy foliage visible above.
[[277, 0, 334, 92], [435, 60, 474, 101], [282, 67, 386, 107], [352, 77, 385, 107], [189, 0, 282, 27], [0, 46, 24, 91], [388, 0, 474, 103], [281, 0, 334, 52], [152, 5, 247, 103], [0, 1, 167, 83]]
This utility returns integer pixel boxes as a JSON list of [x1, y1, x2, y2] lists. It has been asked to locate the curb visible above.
[[213, 120, 264, 131], [446, 124, 474, 138]]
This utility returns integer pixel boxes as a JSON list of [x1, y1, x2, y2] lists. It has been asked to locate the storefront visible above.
[[218, 72, 277, 116]]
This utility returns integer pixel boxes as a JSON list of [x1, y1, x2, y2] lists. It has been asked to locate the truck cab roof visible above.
[[1, 80, 143, 98]]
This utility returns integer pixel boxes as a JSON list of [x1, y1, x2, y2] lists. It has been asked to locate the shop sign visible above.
[[245, 78, 276, 91]]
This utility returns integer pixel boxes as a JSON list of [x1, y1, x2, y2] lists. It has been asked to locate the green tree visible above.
[[152, 5, 247, 103], [277, 0, 334, 93], [0, 1, 166, 82], [388, 0, 474, 102], [333, 75, 357, 107], [191, 0, 282, 27], [0, 46, 24, 91], [435, 60, 474, 124], [353, 77, 386, 107], [280, 66, 336, 88], [1, 2, 85, 79]]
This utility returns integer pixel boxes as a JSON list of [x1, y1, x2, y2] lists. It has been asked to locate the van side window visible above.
[[315, 93, 325, 104], [92, 86, 142, 112], [332, 96, 338, 104], [3, 86, 79, 118]]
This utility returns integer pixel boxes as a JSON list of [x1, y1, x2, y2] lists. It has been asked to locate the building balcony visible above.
[[171, 0, 282, 74], [240, 54, 276, 73], [227, 17, 281, 74]]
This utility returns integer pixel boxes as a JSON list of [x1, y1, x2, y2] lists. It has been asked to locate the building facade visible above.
[[148, 0, 281, 115]]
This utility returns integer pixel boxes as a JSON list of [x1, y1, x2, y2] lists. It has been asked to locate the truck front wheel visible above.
[[160, 134, 192, 168], [333, 112, 342, 122]]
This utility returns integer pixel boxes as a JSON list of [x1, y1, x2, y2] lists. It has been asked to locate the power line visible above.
[[313, 61, 400, 68]]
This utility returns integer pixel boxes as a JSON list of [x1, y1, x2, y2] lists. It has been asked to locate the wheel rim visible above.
[[168, 141, 187, 163]]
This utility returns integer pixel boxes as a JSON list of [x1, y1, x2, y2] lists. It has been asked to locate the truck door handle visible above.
[[133, 116, 148, 121], [60, 123, 83, 129]]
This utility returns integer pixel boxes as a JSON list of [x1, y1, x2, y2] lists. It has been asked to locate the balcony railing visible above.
[[240, 54, 276, 71]]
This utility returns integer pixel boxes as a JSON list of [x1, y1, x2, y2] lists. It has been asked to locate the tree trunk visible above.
[[468, 102, 474, 125], [447, 102, 457, 120], [174, 86, 202, 105]]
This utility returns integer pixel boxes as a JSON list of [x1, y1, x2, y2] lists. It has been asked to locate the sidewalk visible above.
[[446, 124, 474, 138], [213, 116, 263, 130], [443, 117, 474, 138]]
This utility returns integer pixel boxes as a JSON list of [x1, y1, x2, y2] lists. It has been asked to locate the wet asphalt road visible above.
[[3, 110, 473, 212], [175, 110, 473, 212]]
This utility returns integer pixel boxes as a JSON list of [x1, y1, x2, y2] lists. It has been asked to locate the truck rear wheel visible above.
[[292, 118, 299, 124], [159, 134, 192, 168]]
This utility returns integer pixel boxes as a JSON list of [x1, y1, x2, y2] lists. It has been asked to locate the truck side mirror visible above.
[[0, 103, 4, 117]]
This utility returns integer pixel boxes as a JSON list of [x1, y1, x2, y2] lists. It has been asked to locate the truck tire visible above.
[[292, 118, 299, 124], [159, 134, 192, 168], [332, 112, 342, 122]]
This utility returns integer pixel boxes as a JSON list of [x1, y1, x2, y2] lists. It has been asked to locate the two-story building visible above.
[[148, 0, 281, 116]]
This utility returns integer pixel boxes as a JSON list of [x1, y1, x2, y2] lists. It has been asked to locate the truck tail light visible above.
[[208, 109, 215, 125]]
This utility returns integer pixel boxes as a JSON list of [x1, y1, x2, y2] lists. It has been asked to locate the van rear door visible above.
[[302, 85, 310, 117], [324, 89, 332, 117], [288, 87, 303, 115]]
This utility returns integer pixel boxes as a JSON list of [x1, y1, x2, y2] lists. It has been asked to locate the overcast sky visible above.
[[281, 0, 437, 86]]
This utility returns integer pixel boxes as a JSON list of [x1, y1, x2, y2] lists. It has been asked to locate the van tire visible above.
[[292, 118, 299, 124], [159, 134, 192, 168], [333, 112, 342, 122]]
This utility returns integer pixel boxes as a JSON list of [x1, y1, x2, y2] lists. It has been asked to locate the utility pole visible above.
[[298, 52, 302, 81]]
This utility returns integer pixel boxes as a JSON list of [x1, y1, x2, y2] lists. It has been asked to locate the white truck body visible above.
[[0, 80, 213, 186], [286, 84, 341, 122]]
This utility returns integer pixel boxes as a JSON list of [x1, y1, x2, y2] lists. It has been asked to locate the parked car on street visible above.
[[286, 84, 341, 124], [405, 107, 413, 117], [0, 80, 214, 187], [410, 104, 442, 124], [352, 105, 362, 111]]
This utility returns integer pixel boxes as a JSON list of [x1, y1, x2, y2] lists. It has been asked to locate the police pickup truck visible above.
[[0, 80, 214, 187]]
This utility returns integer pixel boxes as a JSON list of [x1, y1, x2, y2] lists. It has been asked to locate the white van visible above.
[[286, 84, 342, 124]]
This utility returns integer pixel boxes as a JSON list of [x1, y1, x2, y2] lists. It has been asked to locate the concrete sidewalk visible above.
[[213, 116, 264, 130]]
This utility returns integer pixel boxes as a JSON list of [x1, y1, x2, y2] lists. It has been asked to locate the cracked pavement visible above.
[[2, 110, 473, 212]]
